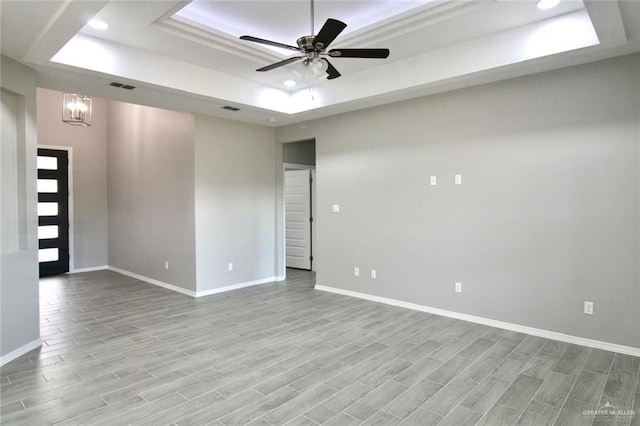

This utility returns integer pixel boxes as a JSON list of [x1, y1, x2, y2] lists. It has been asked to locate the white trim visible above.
[[315, 285, 640, 357], [70, 265, 108, 273], [275, 275, 286, 281], [107, 266, 280, 299], [0, 339, 42, 367], [37, 145, 74, 272], [195, 276, 279, 297], [107, 266, 197, 297], [310, 169, 316, 273]]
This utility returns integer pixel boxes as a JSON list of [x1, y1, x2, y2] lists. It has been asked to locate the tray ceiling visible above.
[[2, 0, 639, 126]]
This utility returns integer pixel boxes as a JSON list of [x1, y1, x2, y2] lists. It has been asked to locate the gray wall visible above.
[[36, 88, 108, 270], [1, 56, 40, 359], [283, 139, 315, 166], [276, 54, 640, 348], [194, 114, 277, 291], [107, 101, 197, 291]]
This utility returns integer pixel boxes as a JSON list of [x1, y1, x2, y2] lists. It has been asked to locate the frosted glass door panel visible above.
[[39, 248, 59, 262], [37, 179, 58, 193], [37, 156, 58, 170], [38, 202, 58, 216], [38, 225, 59, 239]]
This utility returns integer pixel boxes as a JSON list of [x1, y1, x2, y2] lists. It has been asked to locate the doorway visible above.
[[37, 148, 70, 276], [283, 139, 316, 273]]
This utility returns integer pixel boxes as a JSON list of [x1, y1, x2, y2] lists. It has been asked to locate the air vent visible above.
[[110, 82, 136, 90], [221, 106, 240, 112]]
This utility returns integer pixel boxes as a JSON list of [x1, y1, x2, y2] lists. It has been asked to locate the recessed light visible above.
[[537, 0, 560, 10], [268, 117, 277, 122], [284, 80, 297, 87], [88, 19, 109, 30]]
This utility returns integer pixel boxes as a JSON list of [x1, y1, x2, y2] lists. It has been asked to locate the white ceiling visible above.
[[2, 0, 639, 127]]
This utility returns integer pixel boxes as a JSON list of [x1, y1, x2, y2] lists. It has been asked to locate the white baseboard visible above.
[[315, 285, 640, 357], [0, 339, 42, 367], [107, 266, 197, 297], [70, 265, 108, 273], [107, 266, 279, 299], [196, 276, 279, 297]]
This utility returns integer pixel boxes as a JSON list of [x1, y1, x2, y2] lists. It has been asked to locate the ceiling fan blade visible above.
[[322, 59, 341, 80], [256, 56, 305, 72], [314, 19, 347, 51], [328, 48, 390, 59], [240, 35, 301, 53]]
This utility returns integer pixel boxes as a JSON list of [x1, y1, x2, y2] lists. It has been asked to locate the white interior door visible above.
[[285, 169, 312, 270]]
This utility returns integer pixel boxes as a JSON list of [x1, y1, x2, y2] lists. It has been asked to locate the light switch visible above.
[[584, 301, 594, 315], [354, 267, 360, 277], [371, 269, 377, 279], [332, 204, 341, 213], [430, 176, 437, 186], [455, 174, 462, 185]]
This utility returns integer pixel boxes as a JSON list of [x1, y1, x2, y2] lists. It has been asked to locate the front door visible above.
[[37, 148, 70, 276]]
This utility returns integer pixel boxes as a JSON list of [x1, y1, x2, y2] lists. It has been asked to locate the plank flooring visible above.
[[1, 269, 638, 425]]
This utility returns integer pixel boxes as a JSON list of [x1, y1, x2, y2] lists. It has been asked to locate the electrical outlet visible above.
[[354, 267, 360, 277], [228, 262, 233, 271], [371, 269, 377, 279], [430, 176, 437, 186], [455, 282, 462, 293], [584, 301, 594, 315], [332, 204, 341, 213], [164, 261, 169, 270]]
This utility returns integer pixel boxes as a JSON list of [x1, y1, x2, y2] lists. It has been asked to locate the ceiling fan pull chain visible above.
[[307, 63, 314, 101]]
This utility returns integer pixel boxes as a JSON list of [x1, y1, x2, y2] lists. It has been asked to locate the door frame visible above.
[[37, 145, 75, 273], [283, 163, 316, 273]]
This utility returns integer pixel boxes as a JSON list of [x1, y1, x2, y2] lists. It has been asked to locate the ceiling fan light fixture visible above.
[[537, 0, 561, 10], [311, 59, 328, 76]]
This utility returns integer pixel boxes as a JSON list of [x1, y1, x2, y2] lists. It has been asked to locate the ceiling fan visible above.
[[239, 0, 390, 80]]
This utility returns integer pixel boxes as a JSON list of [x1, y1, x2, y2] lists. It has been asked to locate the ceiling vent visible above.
[[221, 106, 240, 111], [110, 82, 136, 90]]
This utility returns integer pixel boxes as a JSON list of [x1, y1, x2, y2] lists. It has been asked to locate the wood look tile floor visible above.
[[1, 269, 638, 425]]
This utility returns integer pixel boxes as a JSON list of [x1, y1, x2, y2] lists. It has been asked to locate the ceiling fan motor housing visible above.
[[297, 36, 318, 53]]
